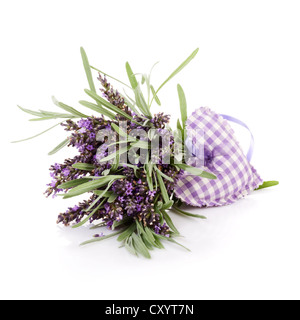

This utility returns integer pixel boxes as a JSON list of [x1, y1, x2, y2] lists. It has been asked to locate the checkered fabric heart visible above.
[[175, 107, 263, 207]]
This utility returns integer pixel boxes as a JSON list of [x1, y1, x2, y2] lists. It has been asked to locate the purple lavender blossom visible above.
[[62, 168, 70, 177]]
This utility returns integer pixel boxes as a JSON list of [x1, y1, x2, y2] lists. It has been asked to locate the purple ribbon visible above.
[[185, 114, 254, 164], [220, 114, 254, 162]]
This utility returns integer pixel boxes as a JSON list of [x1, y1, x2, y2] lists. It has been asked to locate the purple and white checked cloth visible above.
[[175, 107, 263, 207]]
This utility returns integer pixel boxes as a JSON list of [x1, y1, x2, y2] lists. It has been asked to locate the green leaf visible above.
[[52, 96, 88, 118], [256, 181, 279, 190], [141, 74, 146, 85], [117, 223, 137, 242], [150, 85, 161, 106], [151, 48, 199, 106], [111, 123, 131, 139], [18, 106, 75, 121], [72, 200, 104, 229], [162, 210, 180, 235], [72, 163, 95, 171], [125, 62, 151, 117], [38, 110, 75, 117], [80, 230, 123, 246], [17, 105, 44, 117], [48, 138, 70, 155], [130, 140, 150, 149], [145, 163, 154, 191], [125, 236, 138, 256], [165, 237, 191, 252], [125, 62, 138, 89], [176, 163, 217, 179], [79, 100, 115, 120], [11, 122, 63, 143], [108, 192, 118, 203], [29, 116, 75, 121], [154, 165, 174, 182], [132, 232, 151, 259], [144, 227, 159, 248], [156, 172, 170, 203], [134, 86, 152, 117], [177, 84, 187, 128], [151, 230, 190, 252], [112, 216, 132, 230], [172, 206, 207, 219], [99, 146, 129, 163], [73, 183, 112, 228], [80, 47, 97, 94], [161, 200, 174, 211], [63, 175, 125, 199], [89, 221, 107, 229], [91, 65, 133, 92], [58, 177, 93, 189], [84, 89, 140, 124]]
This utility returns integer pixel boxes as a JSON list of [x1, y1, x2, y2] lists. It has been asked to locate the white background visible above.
[[1, 0, 299, 300]]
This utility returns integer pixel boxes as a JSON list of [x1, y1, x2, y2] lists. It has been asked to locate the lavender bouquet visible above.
[[14, 48, 278, 258]]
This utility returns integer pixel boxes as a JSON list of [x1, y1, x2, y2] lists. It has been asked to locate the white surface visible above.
[[1, 0, 299, 300]]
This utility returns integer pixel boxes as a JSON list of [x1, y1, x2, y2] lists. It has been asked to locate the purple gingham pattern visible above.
[[175, 107, 263, 207]]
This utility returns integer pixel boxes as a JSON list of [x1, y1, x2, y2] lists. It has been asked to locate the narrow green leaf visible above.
[[161, 200, 174, 211], [89, 221, 107, 229], [122, 93, 140, 116], [145, 163, 154, 191], [72, 163, 96, 171], [112, 216, 132, 231], [125, 62, 138, 89], [79, 100, 115, 119], [111, 123, 129, 139], [134, 86, 152, 117], [80, 47, 97, 94], [151, 230, 190, 252], [29, 116, 75, 121], [52, 96, 88, 118], [125, 62, 151, 117], [141, 74, 146, 85], [132, 232, 151, 259], [176, 163, 217, 179], [80, 230, 123, 246], [165, 237, 191, 252], [130, 140, 150, 149], [177, 119, 183, 132], [154, 165, 174, 182], [73, 184, 111, 228], [84, 89, 139, 123], [93, 190, 112, 197], [156, 172, 170, 203], [108, 193, 118, 203], [151, 48, 199, 106], [172, 206, 207, 219], [150, 85, 161, 106], [162, 210, 180, 235], [256, 181, 279, 190], [72, 200, 103, 229], [58, 177, 93, 189], [117, 223, 137, 242], [63, 175, 125, 199], [38, 110, 75, 117], [125, 237, 138, 256], [99, 146, 129, 163], [91, 65, 132, 90], [17, 105, 43, 117], [11, 122, 63, 143], [48, 138, 70, 155], [177, 84, 187, 128], [145, 227, 158, 247]]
